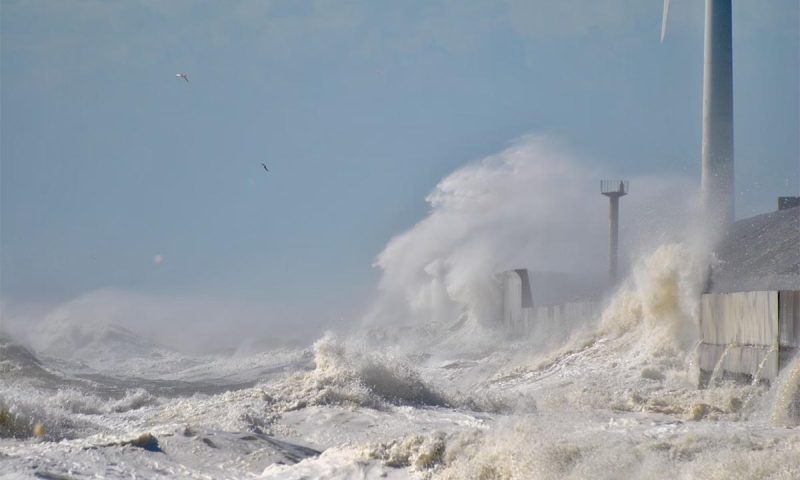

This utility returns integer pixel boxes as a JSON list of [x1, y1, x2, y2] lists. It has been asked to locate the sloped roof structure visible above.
[[708, 206, 800, 293]]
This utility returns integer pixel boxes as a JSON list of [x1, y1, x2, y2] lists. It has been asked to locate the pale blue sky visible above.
[[1, 1, 798, 335]]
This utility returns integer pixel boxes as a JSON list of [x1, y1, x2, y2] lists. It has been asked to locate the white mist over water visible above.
[[2, 135, 798, 479], [1, 289, 313, 358]]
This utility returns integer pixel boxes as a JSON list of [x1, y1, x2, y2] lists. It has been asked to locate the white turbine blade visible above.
[[660, 0, 670, 43]]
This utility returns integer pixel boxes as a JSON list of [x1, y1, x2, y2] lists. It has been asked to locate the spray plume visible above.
[[365, 135, 697, 347]]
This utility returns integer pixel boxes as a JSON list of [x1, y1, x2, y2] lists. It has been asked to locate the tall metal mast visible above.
[[601, 180, 629, 284]]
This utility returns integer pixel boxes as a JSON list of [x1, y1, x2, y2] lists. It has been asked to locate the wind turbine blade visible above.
[[660, 0, 670, 43]]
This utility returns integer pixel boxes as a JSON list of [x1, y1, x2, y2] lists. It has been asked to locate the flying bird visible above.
[[261, 163, 269, 172], [176, 73, 189, 83]]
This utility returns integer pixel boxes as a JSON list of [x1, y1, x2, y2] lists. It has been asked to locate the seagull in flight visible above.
[[176, 73, 189, 83], [261, 163, 269, 172]]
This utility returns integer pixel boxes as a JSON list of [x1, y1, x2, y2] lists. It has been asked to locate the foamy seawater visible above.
[[2, 245, 799, 479], [2, 330, 799, 478]]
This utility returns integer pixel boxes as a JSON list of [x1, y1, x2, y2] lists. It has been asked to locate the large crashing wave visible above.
[[599, 242, 706, 355], [367, 136, 605, 333], [365, 135, 697, 353]]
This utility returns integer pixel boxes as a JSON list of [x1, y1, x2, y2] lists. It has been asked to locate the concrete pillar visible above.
[[701, 0, 734, 231]]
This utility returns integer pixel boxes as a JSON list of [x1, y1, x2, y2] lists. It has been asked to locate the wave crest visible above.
[[266, 333, 449, 411]]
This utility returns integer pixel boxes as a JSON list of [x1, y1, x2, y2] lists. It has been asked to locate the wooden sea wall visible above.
[[501, 269, 799, 383], [698, 290, 800, 382], [500, 270, 600, 337]]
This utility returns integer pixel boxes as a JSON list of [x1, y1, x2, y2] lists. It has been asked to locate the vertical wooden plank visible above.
[[779, 291, 800, 348], [502, 271, 522, 333]]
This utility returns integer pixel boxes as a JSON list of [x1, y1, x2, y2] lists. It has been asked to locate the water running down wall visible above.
[[698, 290, 800, 384]]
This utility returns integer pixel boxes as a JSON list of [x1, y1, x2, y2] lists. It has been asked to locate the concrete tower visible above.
[[701, 0, 734, 231], [601, 180, 629, 284]]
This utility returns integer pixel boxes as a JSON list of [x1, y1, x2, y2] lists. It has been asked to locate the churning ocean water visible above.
[[1, 243, 799, 479]]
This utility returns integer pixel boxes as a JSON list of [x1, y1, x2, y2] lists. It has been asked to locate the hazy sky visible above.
[[1, 0, 798, 339]]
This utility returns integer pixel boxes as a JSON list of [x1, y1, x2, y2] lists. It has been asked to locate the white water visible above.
[[2, 137, 797, 478]]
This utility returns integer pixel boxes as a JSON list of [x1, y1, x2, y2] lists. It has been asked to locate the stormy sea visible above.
[[2, 138, 799, 479]]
